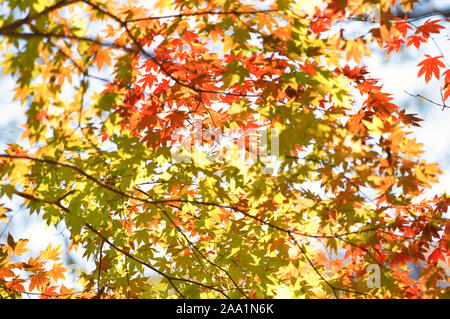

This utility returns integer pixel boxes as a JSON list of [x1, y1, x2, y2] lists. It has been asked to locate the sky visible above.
[[0, 0, 449, 292]]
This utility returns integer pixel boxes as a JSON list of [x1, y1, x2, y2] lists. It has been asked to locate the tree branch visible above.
[[404, 90, 449, 110], [0, 0, 81, 34], [10, 189, 236, 299]]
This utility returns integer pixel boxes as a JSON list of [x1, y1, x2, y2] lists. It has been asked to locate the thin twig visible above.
[[404, 90, 449, 110]]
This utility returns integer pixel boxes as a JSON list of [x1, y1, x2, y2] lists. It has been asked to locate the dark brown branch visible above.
[[0, 0, 81, 34], [55, 190, 76, 202], [1, 154, 146, 201], [0, 30, 135, 51], [96, 240, 104, 299]]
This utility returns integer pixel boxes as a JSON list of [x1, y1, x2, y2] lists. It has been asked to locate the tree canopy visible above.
[[0, 0, 449, 299]]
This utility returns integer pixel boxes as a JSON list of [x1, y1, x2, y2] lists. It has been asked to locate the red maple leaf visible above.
[[407, 34, 427, 50], [417, 55, 445, 83], [417, 19, 445, 38]]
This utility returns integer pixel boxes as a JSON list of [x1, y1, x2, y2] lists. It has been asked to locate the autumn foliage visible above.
[[0, 0, 449, 299]]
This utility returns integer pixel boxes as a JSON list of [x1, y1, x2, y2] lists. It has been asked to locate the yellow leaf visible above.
[[154, 0, 172, 12], [362, 116, 383, 136], [0, 204, 10, 223], [48, 262, 67, 282], [32, 0, 52, 12], [274, 284, 294, 298], [41, 244, 62, 261]]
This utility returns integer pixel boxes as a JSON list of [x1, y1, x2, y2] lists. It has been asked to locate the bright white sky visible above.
[[0, 1, 449, 291]]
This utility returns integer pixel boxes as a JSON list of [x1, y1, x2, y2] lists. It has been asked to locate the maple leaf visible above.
[[417, 55, 445, 83], [29, 272, 50, 291], [88, 44, 113, 71], [417, 19, 445, 38], [407, 34, 427, 50], [41, 244, 62, 261], [427, 248, 446, 264], [0, 266, 15, 279], [394, 21, 413, 38], [398, 109, 423, 127], [24, 256, 46, 272], [40, 285, 58, 299], [345, 38, 371, 63], [6, 278, 27, 293], [57, 285, 75, 299], [48, 262, 67, 282], [5, 234, 29, 256]]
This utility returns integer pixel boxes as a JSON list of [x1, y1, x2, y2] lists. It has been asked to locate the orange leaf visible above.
[[417, 55, 445, 83], [6, 278, 26, 293], [57, 285, 75, 299], [13, 239, 29, 256], [48, 262, 67, 282], [6, 234, 29, 256], [24, 256, 46, 272], [29, 272, 50, 291], [40, 285, 58, 299]]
